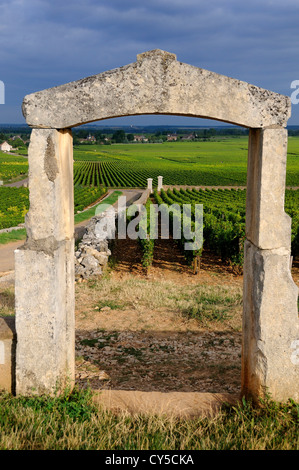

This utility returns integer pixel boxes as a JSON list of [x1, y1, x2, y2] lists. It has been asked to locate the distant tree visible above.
[[73, 135, 80, 145], [112, 129, 126, 143], [10, 138, 25, 148], [127, 133, 134, 142], [75, 129, 89, 139], [94, 130, 104, 141]]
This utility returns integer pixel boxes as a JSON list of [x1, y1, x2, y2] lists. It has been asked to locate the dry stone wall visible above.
[[75, 189, 151, 280], [75, 213, 112, 281]]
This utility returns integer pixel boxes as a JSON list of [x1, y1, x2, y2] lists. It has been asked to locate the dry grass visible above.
[[74, 271, 243, 395], [75, 272, 243, 333], [0, 286, 15, 317]]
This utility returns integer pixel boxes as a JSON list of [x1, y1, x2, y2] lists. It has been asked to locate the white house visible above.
[[0, 141, 12, 152], [134, 134, 148, 142]]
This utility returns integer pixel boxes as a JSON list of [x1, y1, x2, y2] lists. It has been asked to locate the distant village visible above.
[[0, 129, 210, 152], [0, 125, 252, 154], [76, 132, 199, 145], [0, 134, 30, 153]]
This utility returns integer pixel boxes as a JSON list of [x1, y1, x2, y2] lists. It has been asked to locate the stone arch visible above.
[[15, 49, 299, 401]]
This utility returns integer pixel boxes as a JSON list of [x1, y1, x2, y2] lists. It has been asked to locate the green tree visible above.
[[11, 138, 25, 149], [112, 130, 126, 143]]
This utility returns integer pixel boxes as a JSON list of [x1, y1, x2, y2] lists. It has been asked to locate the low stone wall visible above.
[[0, 224, 25, 234], [75, 212, 113, 281], [75, 189, 151, 281]]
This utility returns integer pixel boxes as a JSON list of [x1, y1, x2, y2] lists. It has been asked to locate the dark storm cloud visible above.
[[0, 0, 298, 124]]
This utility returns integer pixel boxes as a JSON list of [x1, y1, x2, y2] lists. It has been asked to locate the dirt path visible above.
[[0, 240, 24, 274], [4, 177, 28, 188]]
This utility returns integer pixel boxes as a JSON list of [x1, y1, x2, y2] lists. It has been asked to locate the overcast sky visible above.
[[0, 0, 299, 126]]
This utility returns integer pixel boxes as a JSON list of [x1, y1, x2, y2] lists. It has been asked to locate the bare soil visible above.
[[75, 234, 299, 408]]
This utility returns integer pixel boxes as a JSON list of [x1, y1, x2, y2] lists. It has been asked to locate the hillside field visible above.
[[72, 136, 299, 187], [1, 136, 299, 187], [1, 136, 299, 243]]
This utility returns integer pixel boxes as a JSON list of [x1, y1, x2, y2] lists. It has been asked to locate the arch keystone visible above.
[[137, 49, 177, 62]]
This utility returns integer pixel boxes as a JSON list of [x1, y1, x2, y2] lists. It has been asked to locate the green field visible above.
[[73, 139, 249, 187], [0, 151, 28, 182], [1, 137, 298, 231], [73, 137, 299, 187], [1, 136, 299, 187], [0, 185, 107, 230]]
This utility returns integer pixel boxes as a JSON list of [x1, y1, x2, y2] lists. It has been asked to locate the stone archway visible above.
[[15, 49, 299, 401]]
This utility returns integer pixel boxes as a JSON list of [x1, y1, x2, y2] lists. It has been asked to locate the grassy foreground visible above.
[[0, 388, 298, 450]]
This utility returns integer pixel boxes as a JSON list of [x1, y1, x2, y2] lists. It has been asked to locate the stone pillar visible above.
[[157, 176, 163, 191], [242, 128, 299, 402], [147, 178, 153, 193], [14, 128, 75, 396]]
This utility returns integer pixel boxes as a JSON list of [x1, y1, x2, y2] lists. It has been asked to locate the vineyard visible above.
[[0, 151, 28, 182], [72, 137, 299, 187], [73, 185, 107, 212], [73, 161, 154, 188], [0, 185, 107, 230], [131, 187, 299, 273], [1, 181, 299, 272], [1, 137, 299, 187], [73, 160, 248, 187], [0, 187, 29, 229], [1, 137, 299, 243]]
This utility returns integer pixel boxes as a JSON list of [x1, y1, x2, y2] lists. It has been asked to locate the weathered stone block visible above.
[[81, 254, 98, 270], [22, 49, 291, 129], [25, 128, 74, 242], [157, 176, 163, 191], [0, 317, 16, 394], [246, 128, 291, 250], [14, 240, 75, 396], [242, 240, 299, 402]]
